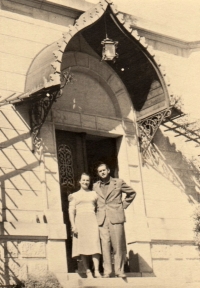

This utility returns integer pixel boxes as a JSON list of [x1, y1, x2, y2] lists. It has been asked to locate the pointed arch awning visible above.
[[0, 0, 172, 121]]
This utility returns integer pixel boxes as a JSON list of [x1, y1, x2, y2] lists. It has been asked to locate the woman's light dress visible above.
[[69, 190, 101, 257]]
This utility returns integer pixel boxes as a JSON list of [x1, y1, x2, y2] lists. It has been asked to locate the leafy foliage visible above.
[[193, 204, 200, 249], [21, 272, 63, 288]]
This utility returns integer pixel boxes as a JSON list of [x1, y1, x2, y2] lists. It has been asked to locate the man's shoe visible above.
[[102, 274, 110, 278], [115, 273, 126, 278]]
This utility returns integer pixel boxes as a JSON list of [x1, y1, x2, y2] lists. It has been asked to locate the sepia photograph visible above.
[[0, 0, 200, 287]]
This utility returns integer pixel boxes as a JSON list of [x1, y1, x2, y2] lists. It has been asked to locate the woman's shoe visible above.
[[94, 270, 102, 278], [102, 274, 110, 278], [115, 272, 126, 278], [86, 270, 94, 279]]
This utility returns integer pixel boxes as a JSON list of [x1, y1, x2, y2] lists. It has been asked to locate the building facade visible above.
[[0, 0, 200, 285]]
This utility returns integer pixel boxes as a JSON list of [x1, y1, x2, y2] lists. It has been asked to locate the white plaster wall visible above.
[[141, 127, 200, 280], [141, 127, 199, 241], [0, 104, 50, 284]]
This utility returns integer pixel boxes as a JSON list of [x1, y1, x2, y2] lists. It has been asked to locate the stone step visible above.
[[66, 277, 168, 287], [67, 272, 154, 280], [55, 272, 200, 288]]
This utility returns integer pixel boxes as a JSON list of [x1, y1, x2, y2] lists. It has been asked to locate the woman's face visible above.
[[79, 174, 90, 189]]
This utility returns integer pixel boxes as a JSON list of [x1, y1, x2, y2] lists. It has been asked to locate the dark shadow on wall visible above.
[[126, 250, 140, 272], [124, 250, 154, 274], [144, 128, 200, 203], [0, 108, 60, 285], [0, 180, 22, 286]]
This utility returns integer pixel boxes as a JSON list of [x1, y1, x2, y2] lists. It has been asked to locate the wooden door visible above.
[[86, 137, 118, 183], [56, 130, 87, 272]]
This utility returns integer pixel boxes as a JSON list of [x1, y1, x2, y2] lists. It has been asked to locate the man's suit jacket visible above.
[[93, 177, 136, 225]]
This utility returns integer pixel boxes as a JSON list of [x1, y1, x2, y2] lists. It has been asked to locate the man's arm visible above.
[[120, 180, 136, 209], [92, 182, 96, 191]]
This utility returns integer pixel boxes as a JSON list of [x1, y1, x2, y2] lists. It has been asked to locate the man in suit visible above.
[[93, 163, 136, 278]]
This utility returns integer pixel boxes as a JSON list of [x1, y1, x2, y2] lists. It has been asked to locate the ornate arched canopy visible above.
[[0, 0, 174, 152], [1, 0, 171, 112]]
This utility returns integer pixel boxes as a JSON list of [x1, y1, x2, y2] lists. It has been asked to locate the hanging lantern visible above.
[[101, 37, 118, 62]]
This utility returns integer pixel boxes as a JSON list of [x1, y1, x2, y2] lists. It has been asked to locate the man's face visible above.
[[97, 164, 110, 180]]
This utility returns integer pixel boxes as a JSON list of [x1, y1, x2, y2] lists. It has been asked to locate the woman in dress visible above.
[[68, 172, 101, 278]]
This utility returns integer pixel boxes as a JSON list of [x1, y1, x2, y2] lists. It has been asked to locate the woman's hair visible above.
[[78, 172, 91, 182]]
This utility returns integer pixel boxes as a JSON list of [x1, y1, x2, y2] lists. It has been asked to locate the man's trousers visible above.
[[99, 216, 126, 275]]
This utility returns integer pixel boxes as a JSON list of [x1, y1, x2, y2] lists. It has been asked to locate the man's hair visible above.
[[96, 162, 109, 172]]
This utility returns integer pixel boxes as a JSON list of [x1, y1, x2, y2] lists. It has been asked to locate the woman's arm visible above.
[[68, 194, 78, 236]]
